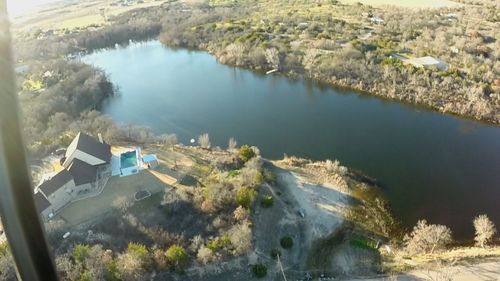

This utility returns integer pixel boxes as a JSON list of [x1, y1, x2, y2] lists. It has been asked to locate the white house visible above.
[[34, 132, 112, 220], [405, 56, 449, 71], [63, 132, 112, 167]]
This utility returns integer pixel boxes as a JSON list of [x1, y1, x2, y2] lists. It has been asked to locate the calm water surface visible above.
[[84, 41, 500, 240]]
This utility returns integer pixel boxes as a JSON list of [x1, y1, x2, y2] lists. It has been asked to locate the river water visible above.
[[83, 41, 500, 240]]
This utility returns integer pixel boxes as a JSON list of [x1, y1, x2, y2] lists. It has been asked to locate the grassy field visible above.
[[12, 0, 170, 31], [340, 0, 461, 8]]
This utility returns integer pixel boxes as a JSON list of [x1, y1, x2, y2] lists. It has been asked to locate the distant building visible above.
[[35, 132, 112, 220], [405, 56, 449, 71], [370, 16, 384, 24]]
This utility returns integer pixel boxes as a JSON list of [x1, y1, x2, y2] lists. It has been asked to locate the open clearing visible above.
[[12, 0, 171, 31], [55, 170, 167, 225], [341, 0, 461, 8]]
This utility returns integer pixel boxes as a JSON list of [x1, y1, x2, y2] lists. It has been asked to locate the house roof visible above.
[[68, 132, 111, 163], [143, 154, 158, 163], [67, 158, 98, 185], [38, 170, 73, 197], [410, 56, 446, 66], [34, 192, 51, 213]]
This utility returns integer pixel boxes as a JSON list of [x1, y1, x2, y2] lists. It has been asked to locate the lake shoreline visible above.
[[84, 40, 500, 241], [157, 40, 500, 126]]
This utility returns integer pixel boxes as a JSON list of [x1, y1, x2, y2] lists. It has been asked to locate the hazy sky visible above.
[[7, 0, 59, 17]]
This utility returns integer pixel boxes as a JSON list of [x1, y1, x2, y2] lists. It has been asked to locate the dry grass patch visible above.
[[340, 0, 461, 8]]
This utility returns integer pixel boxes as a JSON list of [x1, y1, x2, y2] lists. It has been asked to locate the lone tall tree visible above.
[[265, 48, 280, 70], [198, 133, 211, 149], [228, 137, 238, 151], [474, 214, 496, 248], [302, 49, 320, 78]]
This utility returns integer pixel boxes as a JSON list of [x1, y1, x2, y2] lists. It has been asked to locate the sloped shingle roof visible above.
[[38, 170, 73, 196], [69, 132, 111, 163], [67, 158, 98, 185], [34, 192, 51, 213]]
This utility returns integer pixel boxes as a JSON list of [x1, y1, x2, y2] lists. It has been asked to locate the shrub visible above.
[[280, 236, 294, 249], [238, 145, 256, 162], [270, 248, 281, 259], [207, 235, 231, 252], [252, 263, 267, 278], [152, 248, 168, 270], [264, 170, 277, 185], [73, 244, 91, 263], [166, 245, 189, 266], [233, 206, 249, 221], [236, 187, 257, 209], [116, 243, 151, 281], [349, 237, 378, 252], [197, 246, 214, 264], [227, 170, 240, 178], [106, 260, 121, 281], [261, 195, 274, 208], [228, 221, 252, 255], [127, 243, 149, 258]]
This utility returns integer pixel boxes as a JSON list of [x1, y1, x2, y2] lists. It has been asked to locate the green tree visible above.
[[236, 187, 257, 209], [280, 236, 293, 249], [261, 195, 274, 208], [166, 245, 189, 267], [238, 145, 256, 162], [252, 263, 267, 278], [73, 244, 91, 263]]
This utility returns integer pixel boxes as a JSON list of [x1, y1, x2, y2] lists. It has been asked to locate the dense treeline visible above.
[[15, 12, 162, 61], [14, 0, 499, 150], [18, 60, 115, 156], [156, 0, 499, 123]]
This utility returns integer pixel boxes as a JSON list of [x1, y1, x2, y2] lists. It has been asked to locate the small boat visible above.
[[266, 69, 278, 75]]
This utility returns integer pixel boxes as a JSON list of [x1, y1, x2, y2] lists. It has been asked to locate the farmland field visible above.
[[341, 0, 461, 8]]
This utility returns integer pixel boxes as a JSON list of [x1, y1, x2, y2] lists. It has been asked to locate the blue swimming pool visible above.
[[120, 151, 137, 169]]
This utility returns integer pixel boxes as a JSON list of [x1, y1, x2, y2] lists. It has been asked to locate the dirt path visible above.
[[268, 167, 350, 272], [349, 259, 500, 281], [277, 169, 349, 246]]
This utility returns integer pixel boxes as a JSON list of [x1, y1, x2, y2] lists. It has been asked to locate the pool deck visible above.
[[111, 147, 143, 177]]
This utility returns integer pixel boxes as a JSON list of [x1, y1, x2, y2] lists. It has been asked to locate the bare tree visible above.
[[302, 49, 320, 77], [198, 133, 211, 149], [159, 133, 178, 148], [233, 206, 249, 221], [112, 196, 132, 213], [325, 159, 348, 176], [197, 246, 214, 264], [404, 220, 453, 254], [225, 43, 246, 66], [474, 214, 496, 248], [228, 220, 252, 255], [265, 48, 280, 70], [228, 137, 238, 151]]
